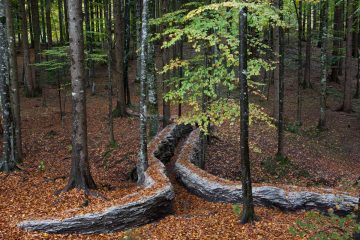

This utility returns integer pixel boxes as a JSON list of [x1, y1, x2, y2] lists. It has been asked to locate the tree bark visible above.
[[30, 0, 42, 92], [45, 0, 52, 47], [19, 0, 34, 96], [329, 0, 343, 83], [57, 0, 64, 44], [147, 0, 159, 138], [124, 0, 131, 106], [104, 0, 115, 143], [5, 0, 22, 163], [161, 0, 170, 127], [318, 0, 328, 130], [303, 3, 312, 89], [0, 0, 17, 172], [296, 0, 303, 124], [137, 0, 149, 184], [239, 7, 255, 224], [64, 0, 96, 191], [341, 0, 353, 113], [113, 0, 126, 117]]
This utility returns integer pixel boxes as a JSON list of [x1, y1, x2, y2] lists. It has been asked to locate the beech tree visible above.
[[239, 6, 255, 224], [63, 0, 96, 192], [0, 0, 17, 172], [137, 0, 150, 184]]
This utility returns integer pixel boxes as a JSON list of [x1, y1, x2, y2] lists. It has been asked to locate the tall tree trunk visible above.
[[318, 0, 328, 129], [239, 7, 255, 224], [137, 0, 149, 184], [135, 0, 142, 83], [64, 0, 96, 191], [329, 0, 343, 83], [296, 0, 303, 124], [147, 0, 159, 138], [45, 0, 52, 47], [0, 0, 17, 172], [342, 0, 353, 113], [63, 0, 69, 41], [30, 0, 42, 92], [6, 0, 22, 163], [104, 0, 115, 143], [124, 0, 131, 106], [312, 3, 317, 31], [303, 3, 312, 88], [161, 0, 170, 127], [113, 0, 126, 117], [40, 0, 46, 44], [317, 1, 325, 48], [27, 0, 34, 48], [19, 0, 34, 96], [84, 0, 93, 91], [58, 0, 64, 44], [275, 0, 285, 157]]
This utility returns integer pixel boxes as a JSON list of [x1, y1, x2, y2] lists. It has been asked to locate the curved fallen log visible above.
[[175, 129, 357, 216], [18, 124, 192, 234]]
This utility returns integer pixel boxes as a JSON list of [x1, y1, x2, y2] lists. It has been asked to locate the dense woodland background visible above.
[[0, 0, 360, 239]]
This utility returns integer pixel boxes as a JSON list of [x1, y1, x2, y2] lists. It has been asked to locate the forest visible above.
[[0, 0, 359, 239]]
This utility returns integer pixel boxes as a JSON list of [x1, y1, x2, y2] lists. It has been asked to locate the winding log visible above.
[[18, 124, 192, 234], [175, 129, 357, 216]]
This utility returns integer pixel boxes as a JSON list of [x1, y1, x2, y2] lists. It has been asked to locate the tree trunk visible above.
[[124, 0, 131, 106], [19, 0, 34, 96], [317, 1, 325, 48], [303, 3, 312, 88], [104, 0, 115, 143], [239, 7, 255, 224], [64, 0, 96, 191], [341, 0, 353, 113], [329, 0, 343, 83], [276, 0, 285, 157], [45, 0, 52, 47], [135, 0, 142, 83], [161, 0, 170, 127], [63, 0, 69, 41], [5, 0, 22, 163], [58, 0, 64, 44], [113, 0, 126, 117], [137, 0, 149, 184], [27, 0, 34, 48], [318, 0, 328, 130], [147, 0, 159, 138], [84, 0, 93, 92], [0, 0, 17, 172], [296, 0, 303, 124], [40, 0, 46, 44], [30, 0, 42, 92]]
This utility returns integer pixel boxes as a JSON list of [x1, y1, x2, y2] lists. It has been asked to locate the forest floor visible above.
[[0, 41, 359, 239]]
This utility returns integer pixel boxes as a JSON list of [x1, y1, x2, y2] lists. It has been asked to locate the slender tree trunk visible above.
[[63, 0, 69, 41], [124, 0, 132, 106], [161, 0, 170, 127], [275, 0, 285, 157], [104, 0, 115, 143], [0, 0, 17, 172], [342, 0, 353, 113], [5, 0, 22, 163], [113, 0, 126, 117], [40, 0, 46, 44], [135, 0, 142, 83], [303, 3, 312, 88], [19, 0, 34, 96], [58, 0, 64, 44], [30, 0, 42, 92], [27, 0, 34, 48], [45, 0, 52, 47], [312, 3, 317, 31], [84, 0, 92, 91], [329, 0, 343, 83], [64, 0, 96, 191], [147, 0, 159, 138], [296, 0, 303, 124], [137, 0, 149, 184], [317, 1, 325, 48], [318, 0, 328, 129], [239, 7, 255, 224]]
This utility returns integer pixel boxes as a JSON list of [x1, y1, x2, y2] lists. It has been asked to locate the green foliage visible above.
[[232, 204, 242, 216], [38, 160, 46, 172], [289, 211, 360, 240], [153, 1, 281, 133], [285, 122, 302, 134], [261, 155, 310, 179]]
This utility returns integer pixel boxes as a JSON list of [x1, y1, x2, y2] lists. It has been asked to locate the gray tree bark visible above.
[[19, 0, 34, 97], [30, 0, 42, 92], [0, 0, 17, 172], [63, 0, 96, 191], [137, 0, 150, 184], [5, 0, 22, 163], [318, 0, 328, 130]]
